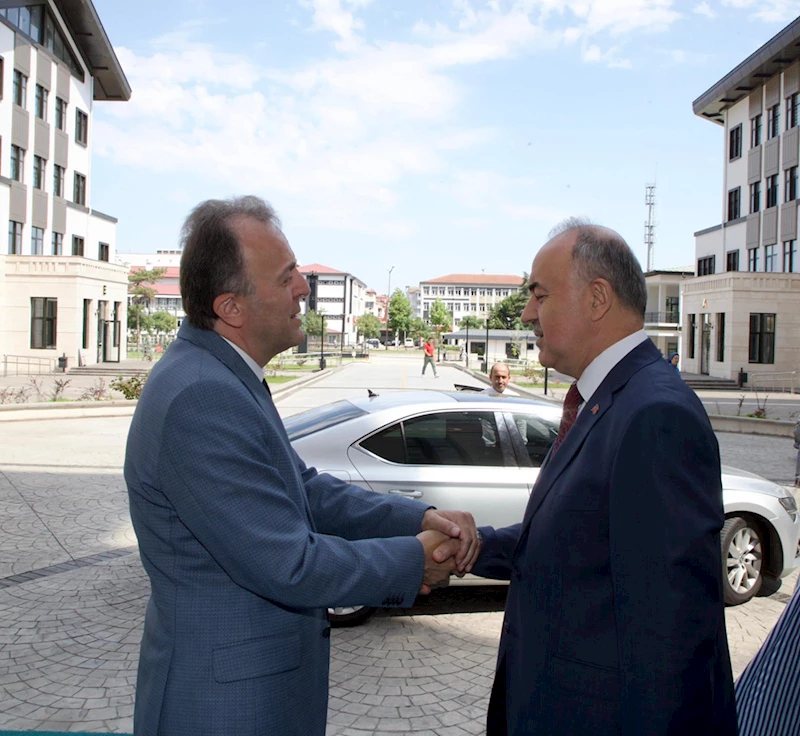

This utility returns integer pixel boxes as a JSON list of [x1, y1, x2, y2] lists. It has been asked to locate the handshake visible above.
[[416, 509, 482, 595]]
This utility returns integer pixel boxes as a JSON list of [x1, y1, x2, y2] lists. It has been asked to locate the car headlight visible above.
[[779, 495, 798, 521]]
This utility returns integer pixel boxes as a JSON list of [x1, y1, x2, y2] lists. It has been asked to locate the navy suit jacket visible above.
[[125, 322, 428, 736], [474, 339, 737, 736]]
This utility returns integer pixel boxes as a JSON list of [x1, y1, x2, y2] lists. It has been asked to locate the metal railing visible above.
[[644, 312, 680, 325], [3, 354, 57, 377], [749, 370, 797, 394]]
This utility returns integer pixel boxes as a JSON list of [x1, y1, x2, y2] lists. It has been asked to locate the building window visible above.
[[716, 313, 725, 363], [751, 114, 762, 147], [98, 242, 109, 262], [783, 240, 797, 272], [10, 145, 24, 182], [726, 250, 740, 272], [30, 297, 57, 349], [767, 103, 780, 139], [55, 97, 67, 131], [766, 174, 779, 207], [74, 172, 86, 205], [788, 93, 799, 130], [0, 57, 3, 99], [729, 124, 742, 160], [688, 314, 696, 359], [72, 235, 84, 256], [748, 313, 776, 364], [727, 187, 741, 220], [53, 164, 64, 197], [765, 244, 777, 272], [82, 299, 91, 349], [52, 232, 62, 255], [786, 166, 798, 202], [748, 247, 760, 272], [33, 155, 45, 189], [8, 221, 22, 254], [697, 255, 715, 276], [31, 226, 44, 255], [34, 84, 47, 120], [749, 181, 761, 213], [13, 69, 27, 107], [75, 109, 88, 145]]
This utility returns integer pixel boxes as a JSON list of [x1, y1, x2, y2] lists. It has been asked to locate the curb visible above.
[[0, 364, 351, 422]]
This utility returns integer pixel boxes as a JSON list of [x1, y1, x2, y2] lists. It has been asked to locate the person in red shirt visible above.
[[422, 338, 438, 377]]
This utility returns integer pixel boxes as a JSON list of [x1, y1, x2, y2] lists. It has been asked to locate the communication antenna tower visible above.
[[644, 183, 656, 272]]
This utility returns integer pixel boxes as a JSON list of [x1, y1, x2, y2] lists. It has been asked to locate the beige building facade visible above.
[[690, 15, 800, 385], [0, 2, 130, 371]]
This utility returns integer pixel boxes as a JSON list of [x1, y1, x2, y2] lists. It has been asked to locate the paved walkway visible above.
[[0, 357, 798, 734]]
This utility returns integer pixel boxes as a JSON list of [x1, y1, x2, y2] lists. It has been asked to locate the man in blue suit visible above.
[[470, 219, 737, 735], [125, 196, 479, 736]]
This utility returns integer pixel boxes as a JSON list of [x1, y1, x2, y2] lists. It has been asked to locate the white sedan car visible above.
[[286, 390, 800, 624]]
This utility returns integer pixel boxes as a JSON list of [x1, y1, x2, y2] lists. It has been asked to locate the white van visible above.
[[404, 338, 415, 348]]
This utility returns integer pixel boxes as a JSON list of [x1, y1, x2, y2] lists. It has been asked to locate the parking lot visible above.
[[0, 354, 798, 735]]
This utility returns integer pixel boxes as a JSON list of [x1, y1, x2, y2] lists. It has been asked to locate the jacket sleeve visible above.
[[296, 452, 430, 540], [158, 380, 424, 609], [471, 524, 520, 580], [608, 401, 731, 734]]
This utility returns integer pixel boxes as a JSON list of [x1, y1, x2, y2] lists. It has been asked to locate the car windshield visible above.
[[284, 400, 367, 441]]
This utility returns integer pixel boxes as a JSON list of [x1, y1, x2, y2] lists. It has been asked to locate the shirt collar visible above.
[[576, 329, 649, 405], [221, 337, 266, 381]]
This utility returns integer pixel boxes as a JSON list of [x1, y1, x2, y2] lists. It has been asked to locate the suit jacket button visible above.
[[322, 626, 331, 638]]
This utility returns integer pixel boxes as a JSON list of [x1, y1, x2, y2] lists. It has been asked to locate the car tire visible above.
[[721, 516, 763, 606], [328, 605, 375, 627]]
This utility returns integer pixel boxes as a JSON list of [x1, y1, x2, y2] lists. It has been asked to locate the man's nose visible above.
[[521, 296, 536, 324]]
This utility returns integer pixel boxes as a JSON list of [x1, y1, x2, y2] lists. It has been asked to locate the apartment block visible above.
[[419, 273, 524, 327]]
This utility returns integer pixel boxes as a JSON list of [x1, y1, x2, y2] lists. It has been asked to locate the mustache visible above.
[[532, 321, 543, 338]]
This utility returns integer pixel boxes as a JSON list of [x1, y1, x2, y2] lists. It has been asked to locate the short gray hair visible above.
[[549, 217, 646, 317], [180, 196, 282, 330]]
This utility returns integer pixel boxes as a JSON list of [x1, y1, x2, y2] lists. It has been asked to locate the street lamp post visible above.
[[465, 323, 469, 368], [387, 265, 395, 346], [484, 318, 490, 373]]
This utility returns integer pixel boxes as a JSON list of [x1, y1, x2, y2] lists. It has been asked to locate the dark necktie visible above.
[[551, 382, 582, 456], [262, 378, 271, 396]]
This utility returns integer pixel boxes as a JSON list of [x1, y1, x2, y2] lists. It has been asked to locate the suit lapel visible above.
[[516, 340, 664, 542]]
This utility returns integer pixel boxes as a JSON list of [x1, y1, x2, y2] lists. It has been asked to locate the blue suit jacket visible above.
[[125, 322, 428, 736], [474, 339, 737, 736]]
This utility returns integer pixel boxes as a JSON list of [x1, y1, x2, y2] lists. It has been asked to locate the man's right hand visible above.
[[416, 530, 458, 594]]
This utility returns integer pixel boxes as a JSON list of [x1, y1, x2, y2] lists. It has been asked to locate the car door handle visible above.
[[388, 489, 423, 498]]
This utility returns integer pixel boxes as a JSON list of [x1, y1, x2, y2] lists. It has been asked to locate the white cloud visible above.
[[693, 2, 716, 18], [721, 0, 798, 22], [94, 0, 685, 236]]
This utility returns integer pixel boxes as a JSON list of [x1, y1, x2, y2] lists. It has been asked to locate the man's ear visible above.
[[589, 278, 613, 322], [213, 293, 245, 328]]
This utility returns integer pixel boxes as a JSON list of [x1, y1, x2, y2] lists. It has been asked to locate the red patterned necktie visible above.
[[551, 382, 582, 456]]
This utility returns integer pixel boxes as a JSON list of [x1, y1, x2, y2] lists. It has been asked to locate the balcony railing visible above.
[[645, 312, 680, 325]]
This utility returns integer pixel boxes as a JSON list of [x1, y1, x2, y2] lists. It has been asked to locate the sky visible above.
[[91, 0, 798, 294]]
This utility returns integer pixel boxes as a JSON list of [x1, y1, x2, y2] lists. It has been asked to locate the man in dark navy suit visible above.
[[469, 219, 737, 735]]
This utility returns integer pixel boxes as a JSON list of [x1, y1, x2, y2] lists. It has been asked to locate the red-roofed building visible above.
[[418, 273, 525, 326], [118, 252, 185, 323]]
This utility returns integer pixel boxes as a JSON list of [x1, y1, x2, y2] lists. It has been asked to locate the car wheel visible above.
[[328, 605, 375, 627], [721, 516, 763, 606]]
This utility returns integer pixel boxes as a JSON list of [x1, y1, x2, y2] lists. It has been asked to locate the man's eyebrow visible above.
[[528, 281, 542, 293], [279, 261, 298, 278]]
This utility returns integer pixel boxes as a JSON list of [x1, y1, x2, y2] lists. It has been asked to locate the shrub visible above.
[[111, 375, 147, 400]]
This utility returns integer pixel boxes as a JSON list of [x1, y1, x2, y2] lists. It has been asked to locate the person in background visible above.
[[666, 352, 680, 370], [483, 363, 512, 396], [422, 337, 438, 377]]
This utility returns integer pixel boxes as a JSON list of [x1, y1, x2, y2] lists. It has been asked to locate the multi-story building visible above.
[[117, 251, 185, 326], [644, 267, 693, 361], [298, 263, 367, 347], [690, 16, 800, 383], [0, 2, 130, 369], [419, 273, 524, 327], [406, 286, 421, 320]]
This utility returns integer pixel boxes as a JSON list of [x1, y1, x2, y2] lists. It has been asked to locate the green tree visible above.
[[428, 298, 452, 334], [302, 309, 327, 341], [355, 313, 382, 340], [128, 268, 167, 348], [150, 311, 178, 334], [408, 317, 431, 343], [459, 315, 484, 330], [487, 276, 533, 330], [128, 304, 153, 335], [387, 289, 412, 342]]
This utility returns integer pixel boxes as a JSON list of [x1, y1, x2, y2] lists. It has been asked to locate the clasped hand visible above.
[[416, 509, 481, 595]]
